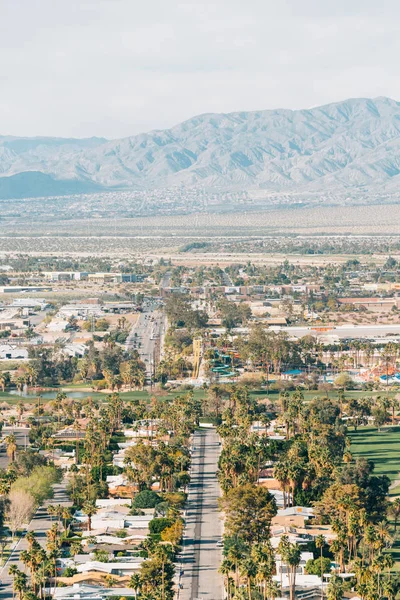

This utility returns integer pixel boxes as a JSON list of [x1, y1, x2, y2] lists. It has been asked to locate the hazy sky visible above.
[[1, 0, 400, 139]]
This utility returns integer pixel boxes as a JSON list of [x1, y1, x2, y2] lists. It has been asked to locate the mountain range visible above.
[[1, 96, 400, 201]]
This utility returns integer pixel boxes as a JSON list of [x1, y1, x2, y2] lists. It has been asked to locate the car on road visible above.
[[216, 540, 223, 547]]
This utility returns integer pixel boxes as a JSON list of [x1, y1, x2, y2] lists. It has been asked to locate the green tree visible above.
[[326, 573, 344, 600], [219, 484, 277, 545]]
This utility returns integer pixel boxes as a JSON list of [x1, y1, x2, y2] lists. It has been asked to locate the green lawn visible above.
[[350, 425, 400, 484], [0, 384, 396, 407]]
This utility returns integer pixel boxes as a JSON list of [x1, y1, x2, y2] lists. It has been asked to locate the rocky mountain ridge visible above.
[[1, 96, 400, 200]]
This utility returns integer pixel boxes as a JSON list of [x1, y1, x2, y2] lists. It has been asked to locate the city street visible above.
[[125, 300, 166, 382], [0, 481, 71, 598], [178, 428, 224, 600], [0, 427, 30, 470]]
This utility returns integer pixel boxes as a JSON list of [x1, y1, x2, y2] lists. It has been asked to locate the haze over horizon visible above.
[[2, 0, 400, 139]]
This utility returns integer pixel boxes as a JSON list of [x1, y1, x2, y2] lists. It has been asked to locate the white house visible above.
[[95, 497, 131, 509], [76, 558, 143, 576], [53, 584, 134, 599], [0, 344, 29, 359], [62, 343, 87, 358], [11, 298, 48, 310], [275, 551, 314, 576]]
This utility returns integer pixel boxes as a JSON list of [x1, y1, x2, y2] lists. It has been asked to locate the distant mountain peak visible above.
[[1, 96, 400, 201]]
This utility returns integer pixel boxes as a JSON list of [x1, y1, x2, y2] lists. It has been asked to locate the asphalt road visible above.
[[160, 271, 172, 290], [0, 481, 71, 598], [125, 301, 166, 382], [178, 428, 223, 600], [0, 427, 30, 470]]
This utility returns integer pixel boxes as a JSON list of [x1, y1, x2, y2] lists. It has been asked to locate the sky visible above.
[[1, 0, 400, 139]]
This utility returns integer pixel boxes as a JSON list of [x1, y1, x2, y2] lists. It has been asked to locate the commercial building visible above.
[[0, 286, 52, 293], [43, 271, 89, 281], [87, 273, 138, 284]]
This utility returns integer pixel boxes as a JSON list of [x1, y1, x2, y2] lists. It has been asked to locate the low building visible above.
[[87, 273, 137, 284], [53, 584, 134, 600], [75, 559, 143, 576], [11, 297, 48, 310], [0, 344, 29, 360], [61, 343, 87, 358], [95, 497, 131, 509], [0, 286, 52, 293], [43, 271, 89, 281]]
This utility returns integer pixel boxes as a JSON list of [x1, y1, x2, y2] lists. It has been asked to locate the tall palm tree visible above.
[[227, 540, 244, 589], [265, 580, 280, 600], [55, 392, 66, 426], [327, 573, 344, 600], [0, 373, 7, 392], [219, 558, 234, 600], [128, 573, 142, 599], [278, 538, 301, 600], [0, 479, 10, 495], [9, 564, 18, 600], [239, 557, 257, 600], [152, 544, 173, 600], [5, 433, 17, 462], [389, 498, 400, 531], [315, 535, 326, 599], [13, 571, 28, 600], [17, 402, 24, 425], [82, 501, 97, 532]]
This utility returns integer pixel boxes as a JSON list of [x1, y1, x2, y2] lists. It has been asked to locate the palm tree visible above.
[[5, 433, 17, 462], [17, 402, 25, 425], [389, 498, 400, 531], [265, 580, 280, 600], [9, 564, 18, 600], [13, 571, 28, 600], [375, 520, 392, 550], [69, 540, 82, 558], [55, 392, 66, 426], [62, 507, 72, 533], [82, 501, 97, 532], [128, 573, 142, 599], [0, 373, 7, 392], [388, 396, 399, 425], [327, 573, 344, 600], [47, 505, 57, 523], [227, 541, 244, 589], [152, 544, 173, 600], [315, 534, 326, 599], [239, 557, 257, 600], [26, 365, 39, 388], [382, 577, 396, 600], [219, 558, 234, 600], [104, 575, 118, 587], [0, 479, 10, 495], [278, 538, 301, 600]]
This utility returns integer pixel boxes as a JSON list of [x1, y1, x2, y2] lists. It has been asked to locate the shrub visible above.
[[305, 557, 332, 577], [163, 492, 186, 508], [148, 518, 173, 534], [115, 529, 127, 538], [133, 490, 161, 509], [63, 567, 78, 577]]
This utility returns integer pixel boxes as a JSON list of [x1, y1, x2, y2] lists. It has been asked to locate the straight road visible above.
[[178, 428, 224, 600], [125, 300, 166, 382], [160, 271, 172, 290], [0, 481, 71, 598], [0, 427, 30, 470]]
